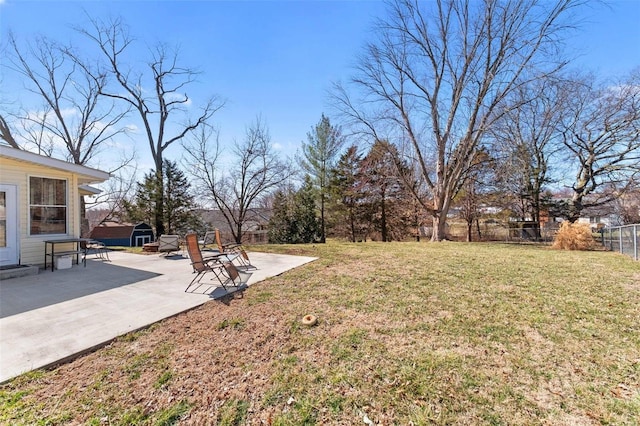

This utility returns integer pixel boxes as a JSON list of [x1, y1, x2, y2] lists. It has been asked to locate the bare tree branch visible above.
[[0, 114, 20, 148], [560, 68, 640, 221], [78, 16, 225, 235], [332, 0, 582, 240], [184, 119, 294, 243]]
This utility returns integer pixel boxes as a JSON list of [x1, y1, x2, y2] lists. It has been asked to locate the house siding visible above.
[[1, 157, 81, 266]]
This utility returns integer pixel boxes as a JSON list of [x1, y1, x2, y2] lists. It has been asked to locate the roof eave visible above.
[[0, 145, 111, 183]]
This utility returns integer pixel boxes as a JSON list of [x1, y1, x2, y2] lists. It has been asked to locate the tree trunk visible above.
[[431, 188, 449, 241], [431, 215, 448, 242], [154, 165, 166, 236], [531, 178, 542, 240], [380, 198, 388, 242], [349, 209, 357, 243], [568, 193, 584, 223], [235, 223, 243, 244], [320, 192, 326, 243]]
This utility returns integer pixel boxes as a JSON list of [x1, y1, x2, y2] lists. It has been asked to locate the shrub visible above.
[[552, 221, 596, 251]]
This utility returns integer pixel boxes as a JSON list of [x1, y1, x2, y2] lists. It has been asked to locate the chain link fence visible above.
[[601, 224, 639, 261]]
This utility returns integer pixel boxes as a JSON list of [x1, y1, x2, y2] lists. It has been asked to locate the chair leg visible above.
[[232, 249, 255, 270], [185, 271, 205, 292], [210, 266, 230, 291], [186, 264, 232, 293]]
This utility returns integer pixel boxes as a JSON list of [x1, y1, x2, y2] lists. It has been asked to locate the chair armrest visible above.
[[203, 253, 226, 264], [223, 242, 242, 249]]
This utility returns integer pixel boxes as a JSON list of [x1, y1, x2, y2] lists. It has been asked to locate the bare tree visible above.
[[453, 149, 495, 242], [333, 0, 581, 240], [560, 69, 640, 222], [7, 34, 130, 163], [85, 161, 139, 231], [184, 119, 293, 243], [6, 33, 133, 234], [79, 16, 224, 235], [613, 179, 640, 224], [491, 77, 566, 238]]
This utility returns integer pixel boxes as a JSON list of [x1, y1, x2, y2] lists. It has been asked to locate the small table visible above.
[[44, 238, 90, 272]]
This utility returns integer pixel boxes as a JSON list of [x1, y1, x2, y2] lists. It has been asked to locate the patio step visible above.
[[0, 265, 39, 281]]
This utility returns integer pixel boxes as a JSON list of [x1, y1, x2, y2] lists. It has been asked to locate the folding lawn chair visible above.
[[214, 228, 255, 269], [199, 230, 217, 250], [158, 234, 181, 256], [82, 239, 111, 261], [185, 233, 252, 293]]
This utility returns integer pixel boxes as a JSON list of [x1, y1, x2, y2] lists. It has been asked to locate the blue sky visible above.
[[1, 0, 639, 173]]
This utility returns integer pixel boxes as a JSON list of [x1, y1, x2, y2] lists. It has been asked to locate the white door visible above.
[[0, 184, 19, 266]]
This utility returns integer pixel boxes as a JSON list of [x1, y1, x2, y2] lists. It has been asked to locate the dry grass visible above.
[[552, 221, 597, 251], [1, 241, 639, 425]]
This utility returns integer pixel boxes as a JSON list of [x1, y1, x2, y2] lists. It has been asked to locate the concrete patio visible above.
[[0, 250, 317, 383]]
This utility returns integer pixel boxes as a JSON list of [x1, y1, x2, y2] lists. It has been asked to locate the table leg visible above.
[[50, 243, 54, 272]]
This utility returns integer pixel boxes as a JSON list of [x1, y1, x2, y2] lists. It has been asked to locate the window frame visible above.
[[28, 175, 69, 236]]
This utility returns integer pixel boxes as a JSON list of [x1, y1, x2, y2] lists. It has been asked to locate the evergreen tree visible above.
[[124, 160, 203, 236], [163, 160, 203, 235], [358, 140, 414, 241], [267, 177, 320, 244], [292, 176, 321, 243], [327, 145, 365, 242], [268, 189, 294, 244], [300, 114, 345, 243], [123, 173, 159, 227]]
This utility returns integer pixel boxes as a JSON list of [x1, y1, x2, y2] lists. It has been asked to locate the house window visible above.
[[30, 177, 67, 235], [590, 216, 601, 224]]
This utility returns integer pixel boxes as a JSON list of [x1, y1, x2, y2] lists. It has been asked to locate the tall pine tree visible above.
[[358, 141, 414, 241], [328, 145, 365, 242], [268, 189, 295, 244], [300, 114, 344, 243], [124, 160, 203, 236], [267, 177, 320, 244], [292, 176, 321, 243]]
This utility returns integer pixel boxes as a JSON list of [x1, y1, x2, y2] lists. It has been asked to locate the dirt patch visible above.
[[24, 293, 303, 424]]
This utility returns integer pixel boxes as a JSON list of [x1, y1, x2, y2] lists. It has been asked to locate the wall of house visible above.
[[577, 216, 613, 230], [0, 157, 80, 266]]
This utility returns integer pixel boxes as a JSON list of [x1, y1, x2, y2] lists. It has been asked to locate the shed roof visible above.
[[90, 224, 135, 239]]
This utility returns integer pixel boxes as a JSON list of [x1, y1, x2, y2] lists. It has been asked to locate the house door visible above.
[[0, 184, 19, 266]]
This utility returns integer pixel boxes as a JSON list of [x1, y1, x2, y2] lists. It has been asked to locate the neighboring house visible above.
[[0, 145, 110, 267], [577, 203, 620, 230], [90, 222, 154, 247], [198, 208, 271, 244]]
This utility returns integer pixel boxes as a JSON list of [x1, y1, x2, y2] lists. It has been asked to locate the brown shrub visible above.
[[552, 221, 596, 251]]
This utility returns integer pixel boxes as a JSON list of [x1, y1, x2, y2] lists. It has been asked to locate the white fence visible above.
[[601, 224, 639, 261]]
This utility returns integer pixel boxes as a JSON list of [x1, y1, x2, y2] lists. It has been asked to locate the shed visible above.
[[90, 222, 154, 247]]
